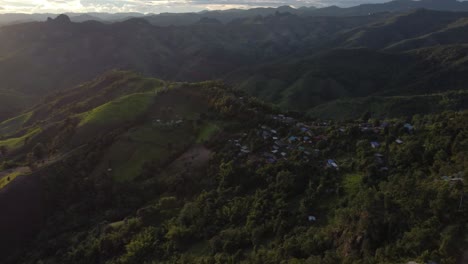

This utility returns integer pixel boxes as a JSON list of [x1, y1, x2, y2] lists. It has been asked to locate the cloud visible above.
[[0, 0, 417, 14]]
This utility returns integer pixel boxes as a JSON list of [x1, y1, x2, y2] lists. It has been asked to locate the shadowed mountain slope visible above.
[[0, 71, 466, 263]]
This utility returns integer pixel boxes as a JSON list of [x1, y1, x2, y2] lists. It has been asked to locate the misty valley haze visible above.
[[0, 0, 402, 13]]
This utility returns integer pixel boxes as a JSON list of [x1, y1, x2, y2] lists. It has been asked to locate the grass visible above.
[[109, 220, 126, 229], [0, 171, 22, 189], [0, 127, 41, 150], [110, 141, 167, 182], [197, 123, 220, 143], [99, 123, 196, 182], [0, 111, 33, 137], [79, 93, 154, 127], [342, 173, 363, 195]]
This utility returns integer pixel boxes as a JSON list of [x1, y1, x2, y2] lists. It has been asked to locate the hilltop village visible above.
[[226, 106, 421, 176]]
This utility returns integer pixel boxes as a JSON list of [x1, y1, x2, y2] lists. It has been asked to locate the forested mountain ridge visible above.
[[0, 12, 384, 120], [0, 71, 466, 263], [227, 46, 468, 117], [2, 9, 468, 121], [0, 12, 143, 27]]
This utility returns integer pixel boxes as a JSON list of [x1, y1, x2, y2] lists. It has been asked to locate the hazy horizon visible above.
[[0, 0, 401, 14]]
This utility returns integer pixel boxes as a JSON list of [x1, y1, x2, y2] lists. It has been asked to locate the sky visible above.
[[0, 0, 393, 14]]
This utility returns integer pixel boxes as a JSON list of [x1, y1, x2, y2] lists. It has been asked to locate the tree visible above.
[[361, 111, 371, 123]]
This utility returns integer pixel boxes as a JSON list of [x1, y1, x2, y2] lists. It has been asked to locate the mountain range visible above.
[[1, 7, 468, 120], [2, 0, 468, 27]]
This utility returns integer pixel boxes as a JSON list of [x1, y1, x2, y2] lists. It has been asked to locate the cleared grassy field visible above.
[[96, 123, 196, 182], [196, 123, 220, 143], [79, 93, 155, 127], [0, 127, 41, 150], [0, 111, 33, 137]]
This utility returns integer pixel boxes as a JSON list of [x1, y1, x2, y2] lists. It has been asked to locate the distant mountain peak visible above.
[[197, 17, 222, 24], [421, 0, 457, 2], [121, 17, 150, 26], [47, 14, 71, 24], [277, 5, 294, 11]]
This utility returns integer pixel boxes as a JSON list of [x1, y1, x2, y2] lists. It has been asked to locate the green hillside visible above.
[[0, 71, 233, 184], [0, 111, 32, 137], [2, 10, 468, 121], [79, 93, 155, 127], [0, 127, 41, 150], [0, 73, 465, 264], [227, 44, 468, 118], [341, 9, 468, 50]]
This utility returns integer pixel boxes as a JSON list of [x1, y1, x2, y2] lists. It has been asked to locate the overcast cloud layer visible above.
[[0, 0, 395, 13]]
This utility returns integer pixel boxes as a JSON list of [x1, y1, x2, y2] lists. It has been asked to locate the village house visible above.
[[441, 171, 465, 184], [152, 118, 184, 127], [275, 140, 287, 148], [380, 122, 390, 128], [314, 135, 327, 141], [404, 123, 414, 132], [375, 153, 385, 165], [284, 117, 295, 124], [327, 159, 339, 169], [261, 130, 271, 139], [263, 152, 277, 163]]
